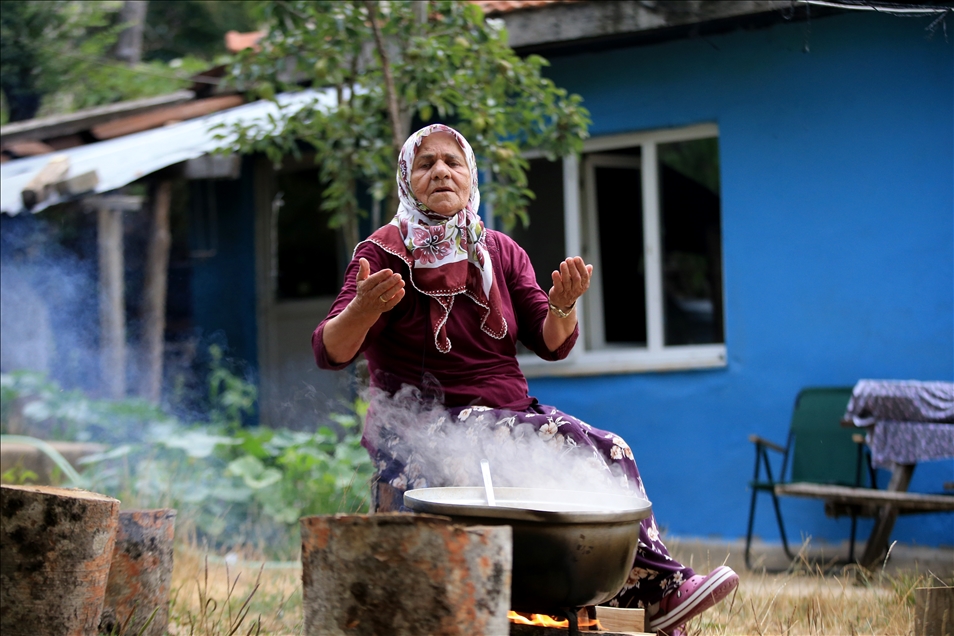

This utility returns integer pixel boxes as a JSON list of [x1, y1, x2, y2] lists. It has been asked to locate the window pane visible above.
[[508, 158, 566, 293], [275, 170, 340, 300], [595, 164, 646, 346], [658, 137, 724, 345], [508, 158, 566, 355]]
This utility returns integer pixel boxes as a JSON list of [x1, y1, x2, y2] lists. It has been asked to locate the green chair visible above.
[[744, 386, 872, 569]]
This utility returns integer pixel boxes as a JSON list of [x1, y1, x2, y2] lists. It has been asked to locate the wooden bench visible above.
[[775, 483, 954, 519]]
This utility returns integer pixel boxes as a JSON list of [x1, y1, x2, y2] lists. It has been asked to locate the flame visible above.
[[507, 611, 603, 629]]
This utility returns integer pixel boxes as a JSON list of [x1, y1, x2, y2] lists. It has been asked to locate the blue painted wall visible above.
[[191, 158, 259, 376], [527, 13, 954, 548]]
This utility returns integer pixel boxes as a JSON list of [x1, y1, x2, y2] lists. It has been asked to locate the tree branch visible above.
[[363, 0, 404, 154]]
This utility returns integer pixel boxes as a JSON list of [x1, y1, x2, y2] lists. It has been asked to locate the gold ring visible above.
[[379, 295, 388, 303]]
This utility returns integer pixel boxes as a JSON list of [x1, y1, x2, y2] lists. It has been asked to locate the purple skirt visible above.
[[365, 399, 695, 609]]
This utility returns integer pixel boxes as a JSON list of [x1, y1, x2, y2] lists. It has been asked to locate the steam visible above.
[[363, 383, 635, 497]]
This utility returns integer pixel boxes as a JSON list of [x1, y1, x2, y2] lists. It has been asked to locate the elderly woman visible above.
[[312, 124, 737, 636]]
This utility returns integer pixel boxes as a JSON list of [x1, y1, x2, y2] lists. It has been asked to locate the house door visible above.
[[254, 158, 351, 429]]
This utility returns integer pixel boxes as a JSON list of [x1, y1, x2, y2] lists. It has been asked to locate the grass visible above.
[[164, 536, 952, 635]]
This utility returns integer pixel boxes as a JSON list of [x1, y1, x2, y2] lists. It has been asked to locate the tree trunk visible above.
[[115, 1, 148, 66], [137, 180, 172, 403], [99, 509, 176, 636], [0, 484, 120, 636], [98, 206, 126, 399], [301, 513, 512, 636]]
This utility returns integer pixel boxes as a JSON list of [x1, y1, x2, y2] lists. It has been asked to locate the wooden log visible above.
[[98, 509, 176, 636], [301, 513, 512, 636], [21, 154, 69, 210], [98, 205, 127, 399], [137, 180, 172, 403], [776, 482, 954, 513], [510, 624, 651, 636], [916, 587, 954, 636], [0, 484, 120, 636], [596, 606, 645, 633]]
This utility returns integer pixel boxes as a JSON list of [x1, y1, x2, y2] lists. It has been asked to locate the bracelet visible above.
[[548, 300, 576, 318]]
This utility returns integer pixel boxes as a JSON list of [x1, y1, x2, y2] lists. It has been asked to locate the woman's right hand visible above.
[[321, 258, 406, 365], [352, 257, 406, 315]]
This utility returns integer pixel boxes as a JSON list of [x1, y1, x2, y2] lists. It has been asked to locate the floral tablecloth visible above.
[[844, 380, 954, 469]]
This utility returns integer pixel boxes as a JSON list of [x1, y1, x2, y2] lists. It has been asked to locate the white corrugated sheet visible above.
[[0, 89, 334, 216]]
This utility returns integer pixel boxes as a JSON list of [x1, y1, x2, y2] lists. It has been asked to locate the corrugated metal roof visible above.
[[0, 89, 334, 216]]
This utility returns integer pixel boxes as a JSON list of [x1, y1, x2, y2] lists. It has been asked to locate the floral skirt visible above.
[[365, 400, 694, 609]]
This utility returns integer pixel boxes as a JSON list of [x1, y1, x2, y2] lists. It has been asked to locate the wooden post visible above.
[[0, 484, 120, 636], [99, 509, 176, 636], [92, 195, 142, 399], [916, 587, 954, 636], [301, 513, 512, 636], [859, 462, 915, 569], [98, 205, 126, 399], [138, 180, 172, 403]]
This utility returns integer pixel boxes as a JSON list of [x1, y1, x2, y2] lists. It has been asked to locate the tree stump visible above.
[[916, 587, 954, 636], [301, 513, 512, 636], [0, 484, 120, 636], [98, 509, 176, 636]]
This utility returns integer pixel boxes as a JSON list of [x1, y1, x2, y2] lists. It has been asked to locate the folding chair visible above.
[[744, 386, 873, 569]]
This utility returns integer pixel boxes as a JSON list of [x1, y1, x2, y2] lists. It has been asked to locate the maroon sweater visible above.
[[312, 230, 577, 409]]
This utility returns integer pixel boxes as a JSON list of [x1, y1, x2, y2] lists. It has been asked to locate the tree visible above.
[[223, 0, 590, 245], [0, 1, 115, 121], [0, 0, 257, 123], [141, 0, 260, 63]]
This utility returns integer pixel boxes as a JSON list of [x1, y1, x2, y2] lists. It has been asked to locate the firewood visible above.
[[99, 509, 176, 636], [915, 587, 954, 636], [301, 513, 512, 635], [54, 170, 100, 197], [595, 606, 645, 633], [510, 625, 652, 635], [21, 154, 69, 210], [0, 484, 120, 636]]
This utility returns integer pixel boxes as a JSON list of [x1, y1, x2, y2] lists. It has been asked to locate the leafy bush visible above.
[[0, 361, 372, 560]]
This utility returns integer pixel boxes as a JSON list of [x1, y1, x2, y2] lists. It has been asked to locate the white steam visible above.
[[363, 384, 636, 497]]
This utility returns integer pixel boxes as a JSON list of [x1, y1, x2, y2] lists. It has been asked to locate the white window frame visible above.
[[518, 122, 727, 377]]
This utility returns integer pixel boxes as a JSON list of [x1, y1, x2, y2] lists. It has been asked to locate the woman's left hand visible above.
[[549, 256, 593, 311]]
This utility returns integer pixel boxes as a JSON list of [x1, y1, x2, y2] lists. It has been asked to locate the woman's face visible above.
[[410, 132, 472, 216]]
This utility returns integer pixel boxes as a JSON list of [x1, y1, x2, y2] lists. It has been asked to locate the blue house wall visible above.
[[527, 13, 953, 547], [191, 158, 259, 376]]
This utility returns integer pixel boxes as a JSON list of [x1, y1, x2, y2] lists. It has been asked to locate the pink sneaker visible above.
[[649, 565, 739, 635]]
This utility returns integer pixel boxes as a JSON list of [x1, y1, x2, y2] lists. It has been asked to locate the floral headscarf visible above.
[[362, 124, 506, 353]]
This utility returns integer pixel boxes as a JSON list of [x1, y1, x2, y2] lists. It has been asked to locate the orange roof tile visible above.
[[223, 1, 579, 53], [225, 30, 265, 53], [471, 0, 581, 15]]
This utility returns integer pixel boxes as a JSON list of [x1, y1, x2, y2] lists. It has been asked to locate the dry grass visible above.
[[165, 537, 951, 635], [167, 544, 302, 635]]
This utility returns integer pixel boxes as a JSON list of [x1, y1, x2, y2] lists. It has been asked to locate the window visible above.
[[274, 168, 342, 300], [510, 123, 726, 376]]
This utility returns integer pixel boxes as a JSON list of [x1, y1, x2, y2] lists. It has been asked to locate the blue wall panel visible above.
[[528, 13, 953, 547], [191, 158, 259, 376]]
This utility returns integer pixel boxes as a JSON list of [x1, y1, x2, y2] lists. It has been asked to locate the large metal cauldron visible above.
[[404, 487, 652, 614]]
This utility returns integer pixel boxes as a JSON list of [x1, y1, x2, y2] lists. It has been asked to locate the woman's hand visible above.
[[548, 256, 593, 313], [543, 256, 592, 352], [322, 258, 405, 364], [352, 257, 406, 316]]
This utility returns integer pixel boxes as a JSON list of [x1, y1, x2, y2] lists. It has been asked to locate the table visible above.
[[842, 380, 954, 568]]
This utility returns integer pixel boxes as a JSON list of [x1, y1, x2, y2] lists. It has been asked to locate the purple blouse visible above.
[[312, 230, 578, 409]]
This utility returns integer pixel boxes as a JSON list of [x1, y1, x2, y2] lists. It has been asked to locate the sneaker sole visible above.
[[649, 566, 739, 633]]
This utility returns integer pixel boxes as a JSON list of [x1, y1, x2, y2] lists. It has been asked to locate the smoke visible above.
[[362, 383, 635, 497], [0, 213, 101, 394]]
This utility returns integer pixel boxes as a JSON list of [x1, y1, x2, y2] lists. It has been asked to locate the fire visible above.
[[507, 611, 603, 630]]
